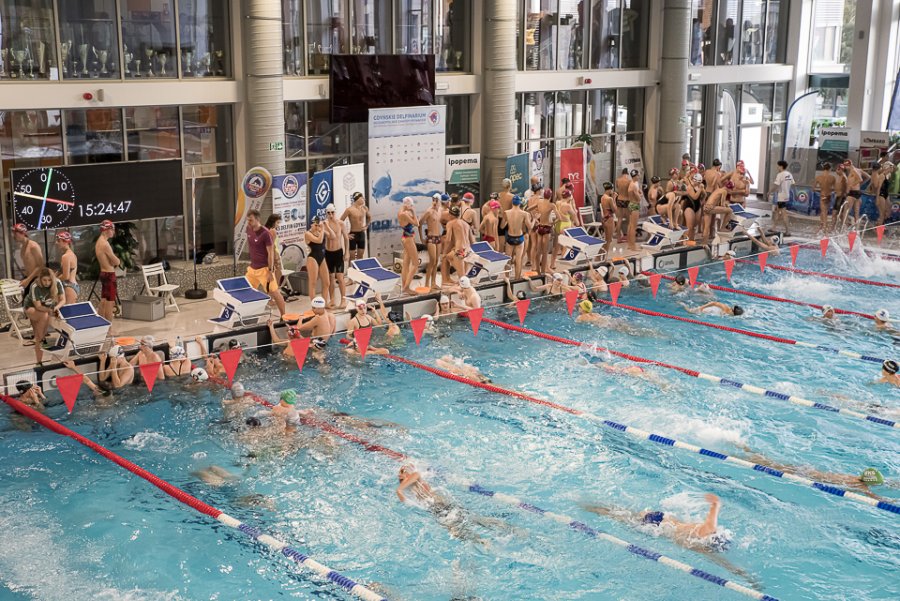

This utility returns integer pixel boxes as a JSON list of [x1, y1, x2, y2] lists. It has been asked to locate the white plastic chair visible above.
[[579, 205, 604, 238], [141, 263, 180, 313], [1, 280, 33, 341]]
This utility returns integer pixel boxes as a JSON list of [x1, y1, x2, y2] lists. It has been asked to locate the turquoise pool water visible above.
[[1, 244, 899, 601]]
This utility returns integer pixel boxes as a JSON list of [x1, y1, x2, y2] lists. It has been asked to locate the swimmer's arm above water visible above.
[[396, 472, 421, 502]]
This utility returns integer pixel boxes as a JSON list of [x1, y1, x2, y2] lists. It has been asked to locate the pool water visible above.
[[1, 243, 899, 601]]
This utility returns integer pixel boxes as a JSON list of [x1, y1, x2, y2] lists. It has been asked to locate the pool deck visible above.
[[3, 203, 898, 395]]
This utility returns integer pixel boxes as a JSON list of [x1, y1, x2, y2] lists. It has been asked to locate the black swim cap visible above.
[[388, 310, 402, 323], [733, 306, 744, 316], [675, 275, 686, 285], [15, 381, 33, 393], [246, 417, 262, 428], [602, 181, 613, 190], [651, 176, 660, 183], [516, 291, 527, 301], [884, 359, 899, 375], [228, 339, 240, 349], [449, 206, 460, 217]]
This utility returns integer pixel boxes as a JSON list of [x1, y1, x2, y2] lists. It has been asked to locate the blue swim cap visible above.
[[440, 193, 451, 202], [512, 195, 522, 206]]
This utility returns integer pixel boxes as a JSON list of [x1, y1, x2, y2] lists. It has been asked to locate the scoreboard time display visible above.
[[11, 159, 184, 231]]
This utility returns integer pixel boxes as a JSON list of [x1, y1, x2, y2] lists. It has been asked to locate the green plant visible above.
[[84, 222, 139, 279]]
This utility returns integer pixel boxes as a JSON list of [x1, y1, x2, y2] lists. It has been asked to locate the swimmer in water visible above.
[[164, 344, 191, 378], [196, 336, 226, 379], [575, 300, 605, 324], [371, 292, 401, 339], [62, 358, 117, 400], [344, 299, 390, 356], [8, 381, 47, 431], [396, 465, 511, 545], [745, 222, 780, 254], [668, 274, 688, 292], [820, 305, 836, 320], [682, 301, 744, 316], [736, 444, 895, 500], [583, 494, 751, 582], [435, 355, 492, 383], [92, 345, 135, 391], [877, 359, 900, 387], [582, 352, 671, 389], [873, 309, 900, 335], [576, 300, 662, 337], [222, 381, 255, 422], [525, 271, 577, 297]]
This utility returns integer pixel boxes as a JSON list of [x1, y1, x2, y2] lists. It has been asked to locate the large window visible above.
[[284, 0, 471, 76], [521, 0, 648, 71], [809, 0, 854, 72], [0, 1, 231, 81], [516, 88, 645, 194], [690, 0, 788, 66]]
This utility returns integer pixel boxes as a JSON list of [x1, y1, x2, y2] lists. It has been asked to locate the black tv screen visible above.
[[330, 54, 436, 123]]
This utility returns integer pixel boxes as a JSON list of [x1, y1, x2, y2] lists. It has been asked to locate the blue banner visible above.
[[309, 169, 333, 226], [888, 68, 900, 130], [505, 151, 530, 195]]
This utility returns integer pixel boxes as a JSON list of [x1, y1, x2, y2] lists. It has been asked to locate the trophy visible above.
[[1, 48, 8, 77], [60, 41, 70, 76], [123, 45, 132, 75], [441, 48, 449, 70], [99, 49, 108, 75], [37, 42, 45, 75], [200, 52, 211, 76], [214, 49, 224, 75], [79, 43, 89, 76], [183, 50, 192, 75], [145, 48, 155, 76], [158, 52, 167, 76], [454, 51, 463, 70], [134, 58, 141, 76], [14, 49, 25, 78]]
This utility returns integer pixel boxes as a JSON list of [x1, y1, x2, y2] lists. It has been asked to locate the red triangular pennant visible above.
[[847, 230, 857, 251], [56, 374, 83, 413], [410, 318, 427, 345], [565, 289, 578, 315], [466, 307, 484, 336], [724, 258, 735, 281], [648, 274, 661, 299], [790, 244, 800, 266], [354, 327, 372, 359], [876, 225, 885, 243], [687, 266, 699, 287], [609, 281, 622, 305], [820, 238, 829, 257], [758, 252, 768, 272], [219, 348, 243, 385], [289, 337, 310, 372], [139, 362, 161, 393], [516, 299, 530, 325]]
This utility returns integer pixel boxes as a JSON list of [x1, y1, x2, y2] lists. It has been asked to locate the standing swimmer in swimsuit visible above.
[[324, 204, 349, 308], [843, 159, 870, 224], [421, 194, 444, 291], [399, 197, 421, 296], [681, 173, 705, 241], [480, 200, 501, 252], [626, 169, 644, 251], [305, 218, 329, 305], [340, 191, 371, 268], [599, 182, 617, 255], [441, 206, 471, 288], [501, 196, 533, 280], [614, 168, 632, 242], [551, 189, 578, 269], [531, 188, 556, 275]]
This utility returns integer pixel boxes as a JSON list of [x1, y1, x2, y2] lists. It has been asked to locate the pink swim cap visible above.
[[489, 200, 501, 209]]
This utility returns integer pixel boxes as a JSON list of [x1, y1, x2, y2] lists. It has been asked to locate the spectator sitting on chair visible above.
[[24, 268, 65, 365]]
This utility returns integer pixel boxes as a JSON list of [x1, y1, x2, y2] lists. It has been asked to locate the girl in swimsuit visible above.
[[551, 191, 578, 269], [164, 345, 191, 378], [681, 175, 704, 241], [399, 198, 421, 296], [305, 219, 329, 305]]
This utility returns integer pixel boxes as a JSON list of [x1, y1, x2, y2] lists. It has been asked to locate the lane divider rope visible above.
[[232, 379, 781, 600], [480, 318, 898, 431], [0, 393, 388, 601], [594, 299, 885, 364], [734, 259, 900, 289], [654, 275, 875, 320], [382, 355, 900, 516]]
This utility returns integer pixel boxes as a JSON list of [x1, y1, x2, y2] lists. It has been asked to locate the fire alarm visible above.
[[584, 78, 593, 85], [82, 92, 93, 101]]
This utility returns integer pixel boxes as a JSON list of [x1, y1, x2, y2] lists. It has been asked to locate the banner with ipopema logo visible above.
[[368, 106, 446, 262]]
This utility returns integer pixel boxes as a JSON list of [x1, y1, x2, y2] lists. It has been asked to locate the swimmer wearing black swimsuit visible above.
[[308, 238, 326, 265]]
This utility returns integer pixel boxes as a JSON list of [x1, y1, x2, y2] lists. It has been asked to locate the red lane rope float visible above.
[[594, 299, 797, 345], [210, 375, 408, 461], [654, 274, 875, 319], [474, 320, 702, 377], [735, 259, 900, 289], [0, 393, 390, 601], [384, 355, 585, 414]]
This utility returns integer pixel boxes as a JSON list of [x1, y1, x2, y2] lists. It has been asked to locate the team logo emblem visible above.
[[282, 175, 299, 198]]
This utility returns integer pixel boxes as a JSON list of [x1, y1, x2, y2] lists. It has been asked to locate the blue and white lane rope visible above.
[[790, 340, 884, 363], [484, 319, 899, 431], [386, 356, 900, 517], [445, 476, 780, 601]]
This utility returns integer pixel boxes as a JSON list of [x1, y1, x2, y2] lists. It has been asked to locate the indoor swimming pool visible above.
[[1, 243, 899, 601]]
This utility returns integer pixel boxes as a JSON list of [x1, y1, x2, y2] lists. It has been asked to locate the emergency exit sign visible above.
[[268, 141, 284, 151]]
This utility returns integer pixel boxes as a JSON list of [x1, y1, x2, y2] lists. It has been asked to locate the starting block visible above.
[[210, 277, 270, 330], [48, 302, 110, 357], [558, 227, 606, 266], [347, 258, 401, 303], [464, 242, 510, 283], [641, 215, 686, 250]]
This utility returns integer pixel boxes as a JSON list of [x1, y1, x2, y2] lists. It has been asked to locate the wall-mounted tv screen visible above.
[[329, 54, 436, 123]]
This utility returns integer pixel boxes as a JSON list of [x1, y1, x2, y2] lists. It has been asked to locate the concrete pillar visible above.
[[846, 0, 897, 134], [244, 0, 286, 207], [656, 0, 691, 175], [482, 0, 518, 193]]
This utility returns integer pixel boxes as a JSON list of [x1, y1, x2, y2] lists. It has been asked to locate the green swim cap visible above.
[[860, 468, 884, 485], [279, 389, 298, 406]]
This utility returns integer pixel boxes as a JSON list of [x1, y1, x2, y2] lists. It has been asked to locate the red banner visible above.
[[57, 374, 83, 413], [290, 338, 310, 372], [353, 327, 372, 359], [820, 238, 829, 257], [466, 308, 484, 336], [759, 253, 768, 272], [649, 274, 661, 299], [219, 348, 243, 385], [790, 244, 800, 266], [559, 147, 586, 208], [139, 362, 161, 393], [724, 259, 735, 281], [565, 289, 578, 315], [410, 318, 427, 345], [608, 281, 622, 305], [847, 231, 857, 251], [687, 266, 699, 287], [516, 299, 530, 325]]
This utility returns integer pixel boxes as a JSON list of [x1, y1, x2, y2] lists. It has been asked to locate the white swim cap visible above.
[[424, 314, 434, 322], [108, 344, 121, 358], [552, 273, 565, 281], [821, 304, 834, 314], [617, 265, 629, 276], [724, 250, 736, 258], [875, 309, 890, 322], [141, 335, 154, 347], [311, 296, 326, 309], [502, 178, 512, 187], [171, 345, 186, 359], [747, 223, 761, 236], [356, 299, 368, 308], [459, 276, 472, 289], [325, 203, 336, 213], [190, 367, 209, 382], [432, 193, 442, 201], [597, 266, 609, 276], [231, 382, 245, 397], [440, 294, 450, 303], [402, 196, 414, 206]]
